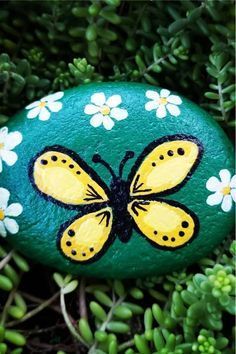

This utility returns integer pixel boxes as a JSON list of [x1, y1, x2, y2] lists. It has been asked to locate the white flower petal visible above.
[[160, 89, 170, 98], [91, 92, 106, 107], [230, 175, 236, 188], [25, 101, 41, 110], [39, 107, 51, 121], [103, 116, 114, 130], [206, 192, 223, 206], [167, 95, 182, 105], [0, 188, 10, 209], [110, 108, 128, 121], [90, 113, 104, 128], [219, 169, 231, 185], [43, 91, 64, 102], [1, 150, 17, 166], [84, 104, 100, 115], [145, 101, 159, 111], [206, 176, 221, 192], [4, 132, 22, 150], [106, 95, 122, 108], [0, 221, 7, 237], [0, 127, 8, 141], [156, 105, 167, 119], [231, 188, 236, 202], [221, 195, 232, 212], [166, 103, 181, 117], [5, 203, 23, 217], [27, 106, 41, 119], [146, 90, 159, 100], [47, 101, 63, 112], [4, 217, 19, 234]]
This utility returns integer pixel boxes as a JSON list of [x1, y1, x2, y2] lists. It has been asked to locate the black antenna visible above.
[[93, 154, 116, 179], [119, 151, 135, 178]]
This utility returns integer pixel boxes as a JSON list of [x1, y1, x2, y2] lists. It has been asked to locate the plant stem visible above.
[[118, 339, 135, 352], [145, 55, 169, 74], [60, 289, 88, 348], [0, 287, 17, 325], [0, 250, 13, 270], [21, 323, 66, 335], [78, 277, 87, 319], [88, 294, 126, 354], [20, 291, 63, 315], [7, 291, 60, 327]]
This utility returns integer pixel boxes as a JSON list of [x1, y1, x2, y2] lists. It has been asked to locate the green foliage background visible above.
[[0, 1, 235, 353]]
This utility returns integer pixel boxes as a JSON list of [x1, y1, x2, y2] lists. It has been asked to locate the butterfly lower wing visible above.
[[59, 207, 113, 262], [128, 199, 198, 248], [29, 146, 109, 207], [129, 135, 203, 197]]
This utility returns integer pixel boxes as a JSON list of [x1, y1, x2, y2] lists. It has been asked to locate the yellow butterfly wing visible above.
[[29, 146, 109, 207], [129, 135, 203, 197], [128, 199, 198, 248], [59, 207, 113, 262]]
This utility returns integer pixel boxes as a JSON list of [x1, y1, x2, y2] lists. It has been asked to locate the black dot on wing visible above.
[[68, 229, 75, 236], [159, 155, 164, 160], [69, 164, 74, 169], [82, 252, 86, 257], [167, 150, 174, 156], [153, 230, 158, 235], [171, 237, 175, 242], [152, 162, 156, 167], [76, 171, 81, 175], [62, 159, 66, 163], [182, 221, 189, 228], [179, 231, 185, 236], [71, 250, 77, 256], [40, 159, 48, 165], [162, 235, 168, 241], [177, 148, 185, 155], [66, 241, 71, 246], [89, 247, 94, 252], [51, 155, 58, 161]]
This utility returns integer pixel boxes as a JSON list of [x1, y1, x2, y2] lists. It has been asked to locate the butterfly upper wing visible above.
[[129, 135, 203, 197], [128, 199, 198, 248], [59, 207, 113, 262], [29, 146, 109, 207], [29, 146, 113, 263]]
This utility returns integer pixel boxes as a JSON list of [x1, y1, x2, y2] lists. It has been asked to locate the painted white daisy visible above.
[[25, 91, 64, 121], [145, 89, 182, 119], [84, 92, 128, 130], [0, 127, 22, 173], [0, 188, 23, 237], [206, 169, 236, 212]]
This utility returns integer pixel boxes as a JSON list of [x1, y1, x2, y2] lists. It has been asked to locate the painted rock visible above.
[[0, 83, 235, 278]]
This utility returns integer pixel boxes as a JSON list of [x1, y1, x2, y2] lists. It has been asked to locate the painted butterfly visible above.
[[29, 134, 203, 264]]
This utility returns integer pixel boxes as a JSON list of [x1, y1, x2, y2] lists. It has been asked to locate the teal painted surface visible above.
[[2, 82, 235, 278]]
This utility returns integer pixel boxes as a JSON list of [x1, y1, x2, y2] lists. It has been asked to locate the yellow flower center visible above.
[[158, 97, 168, 105], [221, 185, 231, 196], [100, 105, 110, 116], [0, 143, 4, 150], [0, 209, 5, 221], [39, 101, 47, 108]]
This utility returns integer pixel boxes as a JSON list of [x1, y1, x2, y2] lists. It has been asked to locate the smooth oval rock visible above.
[[0, 83, 235, 278]]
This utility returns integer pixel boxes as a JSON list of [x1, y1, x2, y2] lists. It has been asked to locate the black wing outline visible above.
[[57, 206, 115, 265], [128, 134, 204, 198], [28, 145, 111, 210], [129, 197, 200, 250]]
